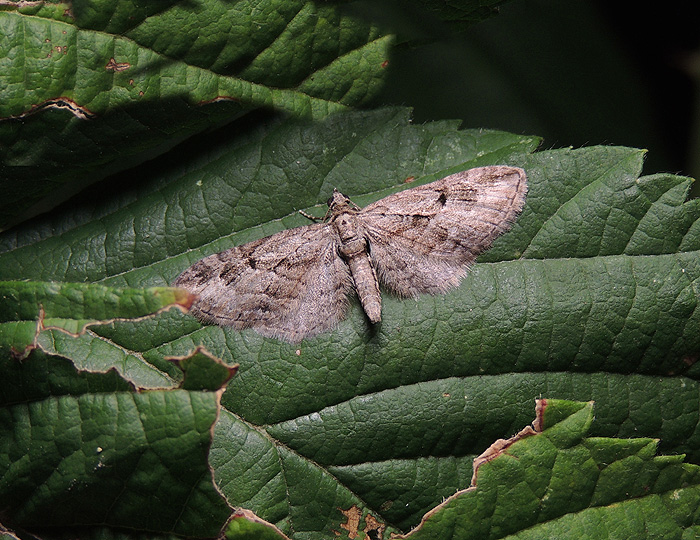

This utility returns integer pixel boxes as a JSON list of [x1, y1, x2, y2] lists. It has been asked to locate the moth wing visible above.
[[360, 166, 527, 297], [174, 223, 352, 342]]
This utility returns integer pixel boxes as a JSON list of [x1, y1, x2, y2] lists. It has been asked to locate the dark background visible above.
[[373, 0, 699, 194]]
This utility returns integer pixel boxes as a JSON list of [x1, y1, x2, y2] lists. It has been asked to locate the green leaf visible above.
[[0, 1, 392, 228], [0, 280, 193, 322], [394, 400, 700, 540], [0, 346, 232, 536], [1, 107, 699, 538], [223, 399, 700, 539], [0, 281, 193, 388], [226, 509, 291, 540], [170, 346, 239, 391]]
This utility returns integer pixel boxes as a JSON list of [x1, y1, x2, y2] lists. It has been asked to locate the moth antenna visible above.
[[347, 197, 361, 211]]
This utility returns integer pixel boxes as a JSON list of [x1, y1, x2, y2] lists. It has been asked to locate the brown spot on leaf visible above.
[[199, 95, 242, 105], [379, 500, 393, 512], [7, 97, 96, 120], [683, 355, 698, 367], [338, 506, 385, 539], [105, 57, 130, 72], [533, 398, 547, 432], [339, 505, 362, 538], [165, 287, 197, 310]]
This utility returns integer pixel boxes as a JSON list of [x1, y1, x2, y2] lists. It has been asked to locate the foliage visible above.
[[1, 1, 699, 539]]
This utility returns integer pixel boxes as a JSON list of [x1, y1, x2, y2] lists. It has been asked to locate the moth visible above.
[[174, 166, 527, 342]]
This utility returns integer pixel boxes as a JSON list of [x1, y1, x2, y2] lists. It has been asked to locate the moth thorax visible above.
[[332, 213, 361, 243]]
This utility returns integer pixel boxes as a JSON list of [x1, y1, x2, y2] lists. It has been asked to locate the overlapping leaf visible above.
[[0, 281, 194, 388], [220, 399, 700, 539], [0, 288, 234, 535], [0, 0, 393, 227], [394, 400, 700, 540]]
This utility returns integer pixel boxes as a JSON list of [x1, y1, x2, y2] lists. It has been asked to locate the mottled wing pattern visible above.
[[360, 166, 527, 297], [174, 224, 353, 342]]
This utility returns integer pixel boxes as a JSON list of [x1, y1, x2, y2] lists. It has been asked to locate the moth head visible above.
[[327, 189, 353, 211]]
